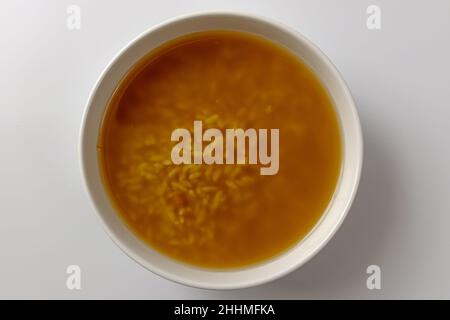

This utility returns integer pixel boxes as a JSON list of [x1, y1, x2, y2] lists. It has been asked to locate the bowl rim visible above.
[[79, 11, 363, 290]]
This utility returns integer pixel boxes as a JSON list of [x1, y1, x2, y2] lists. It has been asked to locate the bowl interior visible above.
[[80, 13, 362, 289]]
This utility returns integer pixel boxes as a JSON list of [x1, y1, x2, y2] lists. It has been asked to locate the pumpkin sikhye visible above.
[[98, 31, 342, 268]]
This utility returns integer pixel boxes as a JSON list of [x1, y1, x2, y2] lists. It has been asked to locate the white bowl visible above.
[[80, 12, 363, 289]]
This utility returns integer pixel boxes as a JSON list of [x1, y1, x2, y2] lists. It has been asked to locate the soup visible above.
[[98, 31, 342, 268]]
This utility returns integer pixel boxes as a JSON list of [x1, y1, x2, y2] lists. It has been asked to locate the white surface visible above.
[[0, 0, 449, 299]]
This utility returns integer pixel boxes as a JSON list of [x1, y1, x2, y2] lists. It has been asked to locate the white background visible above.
[[1, 0, 449, 299]]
